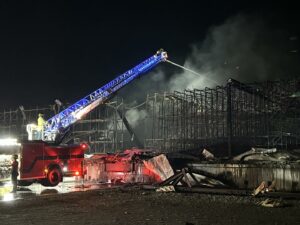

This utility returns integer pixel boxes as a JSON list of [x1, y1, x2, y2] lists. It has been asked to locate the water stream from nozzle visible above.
[[166, 59, 219, 86]]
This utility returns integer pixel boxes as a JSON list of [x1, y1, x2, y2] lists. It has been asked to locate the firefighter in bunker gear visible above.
[[11, 154, 19, 193], [37, 113, 46, 139]]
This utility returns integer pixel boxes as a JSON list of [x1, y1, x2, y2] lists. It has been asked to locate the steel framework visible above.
[[144, 79, 300, 155], [0, 101, 130, 153], [0, 79, 299, 155]]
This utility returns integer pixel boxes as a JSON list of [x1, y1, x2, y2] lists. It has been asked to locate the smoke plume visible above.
[[125, 108, 147, 127], [117, 12, 299, 135], [168, 13, 299, 91]]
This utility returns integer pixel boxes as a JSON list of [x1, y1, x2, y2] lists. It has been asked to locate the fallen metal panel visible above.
[[187, 163, 300, 192]]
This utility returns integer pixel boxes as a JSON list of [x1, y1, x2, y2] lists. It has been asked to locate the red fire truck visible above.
[[19, 141, 88, 186], [18, 50, 168, 187]]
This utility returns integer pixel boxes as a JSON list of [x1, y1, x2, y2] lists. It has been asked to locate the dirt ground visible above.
[[0, 187, 299, 225]]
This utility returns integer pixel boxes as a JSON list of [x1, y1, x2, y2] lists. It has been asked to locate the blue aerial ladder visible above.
[[26, 49, 168, 142]]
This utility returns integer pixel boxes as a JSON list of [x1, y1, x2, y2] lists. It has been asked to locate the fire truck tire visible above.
[[46, 168, 62, 187]]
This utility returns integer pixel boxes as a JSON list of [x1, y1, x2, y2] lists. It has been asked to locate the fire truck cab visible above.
[[19, 141, 87, 186]]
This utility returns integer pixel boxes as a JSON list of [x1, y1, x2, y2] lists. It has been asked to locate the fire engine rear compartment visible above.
[[19, 141, 85, 186]]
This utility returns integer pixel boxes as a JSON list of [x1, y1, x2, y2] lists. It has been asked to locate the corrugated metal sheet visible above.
[[188, 163, 300, 192]]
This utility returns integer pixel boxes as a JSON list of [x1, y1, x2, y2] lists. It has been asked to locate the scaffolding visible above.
[[144, 79, 300, 155], [0, 100, 130, 153], [0, 79, 299, 156]]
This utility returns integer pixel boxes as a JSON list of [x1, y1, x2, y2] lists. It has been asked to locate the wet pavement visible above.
[[0, 177, 116, 202]]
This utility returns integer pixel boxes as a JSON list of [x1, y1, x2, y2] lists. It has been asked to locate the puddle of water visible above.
[[1, 178, 120, 202], [2, 192, 23, 202], [0, 182, 24, 202]]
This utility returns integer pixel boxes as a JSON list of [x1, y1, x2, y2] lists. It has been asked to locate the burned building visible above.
[[0, 79, 299, 156], [145, 78, 300, 155]]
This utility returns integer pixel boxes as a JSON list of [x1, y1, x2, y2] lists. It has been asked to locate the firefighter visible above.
[[37, 113, 46, 139], [11, 154, 19, 193]]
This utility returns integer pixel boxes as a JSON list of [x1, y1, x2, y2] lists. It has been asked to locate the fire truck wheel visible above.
[[47, 168, 62, 186]]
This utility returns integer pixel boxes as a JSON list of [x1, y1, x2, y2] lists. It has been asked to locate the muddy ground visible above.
[[0, 187, 299, 225]]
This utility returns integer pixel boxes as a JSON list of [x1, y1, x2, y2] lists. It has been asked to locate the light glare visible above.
[[0, 138, 21, 146]]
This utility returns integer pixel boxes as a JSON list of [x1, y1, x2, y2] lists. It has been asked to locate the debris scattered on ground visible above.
[[157, 167, 228, 191], [259, 198, 284, 208], [158, 168, 188, 188], [253, 180, 276, 196], [156, 185, 175, 192], [267, 180, 276, 192], [202, 149, 215, 161], [143, 154, 174, 181], [81, 146, 300, 195], [253, 181, 267, 196]]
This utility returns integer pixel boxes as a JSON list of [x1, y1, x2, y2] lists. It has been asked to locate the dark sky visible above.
[[0, 1, 299, 109]]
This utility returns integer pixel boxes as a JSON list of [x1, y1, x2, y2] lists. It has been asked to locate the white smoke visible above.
[[115, 12, 299, 138], [125, 108, 147, 128], [167, 13, 299, 91]]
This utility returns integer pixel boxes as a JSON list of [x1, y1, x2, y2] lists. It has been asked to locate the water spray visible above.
[[166, 59, 219, 86]]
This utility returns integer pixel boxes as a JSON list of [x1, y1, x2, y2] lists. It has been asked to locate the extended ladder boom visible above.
[[43, 49, 168, 141]]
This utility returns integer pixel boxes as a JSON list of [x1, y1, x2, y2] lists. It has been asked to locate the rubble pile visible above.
[[82, 146, 300, 200]]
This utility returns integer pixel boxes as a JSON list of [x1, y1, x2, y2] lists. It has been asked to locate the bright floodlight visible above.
[[0, 138, 21, 146]]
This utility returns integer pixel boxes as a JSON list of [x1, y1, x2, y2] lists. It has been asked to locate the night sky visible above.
[[0, 1, 299, 109]]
